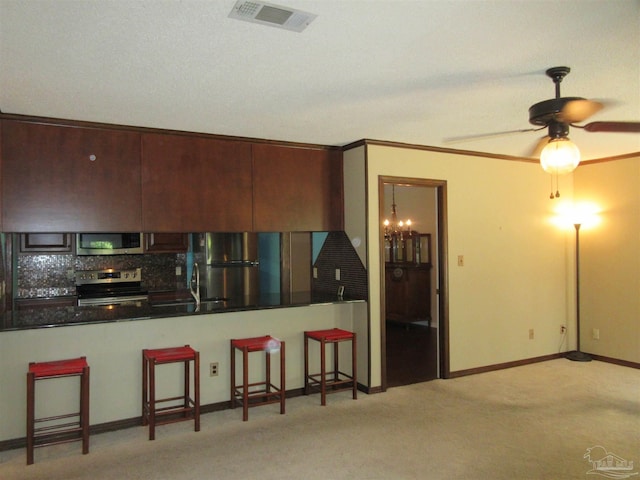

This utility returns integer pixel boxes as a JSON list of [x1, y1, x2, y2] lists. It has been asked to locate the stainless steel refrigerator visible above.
[[192, 233, 260, 305]]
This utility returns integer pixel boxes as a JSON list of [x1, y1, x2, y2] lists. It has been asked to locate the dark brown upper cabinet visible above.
[[141, 133, 253, 232], [144, 233, 189, 253], [1, 120, 142, 232], [252, 144, 343, 232], [19, 233, 74, 253]]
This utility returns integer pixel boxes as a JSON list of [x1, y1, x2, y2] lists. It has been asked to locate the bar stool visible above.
[[142, 345, 200, 440], [230, 335, 285, 421], [26, 356, 90, 465], [304, 328, 357, 405]]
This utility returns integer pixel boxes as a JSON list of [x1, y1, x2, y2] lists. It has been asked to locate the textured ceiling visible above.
[[1, 0, 639, 161]]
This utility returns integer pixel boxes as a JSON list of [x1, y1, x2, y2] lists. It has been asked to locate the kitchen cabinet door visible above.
[[144, 233, 188, 253], [19, 233, 74, 253], [142, 134, 253, 232], [1, 120, 142, 232], [252, 144, 343, 232]]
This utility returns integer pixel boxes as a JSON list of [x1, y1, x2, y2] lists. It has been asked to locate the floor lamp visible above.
[[566, 223, 592, 362]]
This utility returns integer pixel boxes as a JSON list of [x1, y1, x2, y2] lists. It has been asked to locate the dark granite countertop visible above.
[[0, 292, 365, 331]]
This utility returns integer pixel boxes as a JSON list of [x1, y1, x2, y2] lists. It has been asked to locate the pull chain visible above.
[[549, 174, 561, 199]]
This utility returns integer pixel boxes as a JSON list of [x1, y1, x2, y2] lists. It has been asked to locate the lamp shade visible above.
[[540, 138, 580, 175]]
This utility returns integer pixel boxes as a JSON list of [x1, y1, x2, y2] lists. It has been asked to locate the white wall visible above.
[[347, 143, 576, 387], [0, 303, 358, 442]]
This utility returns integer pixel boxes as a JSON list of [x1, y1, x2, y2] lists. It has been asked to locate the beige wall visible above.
[[345, 143, 580, 387], [342, 146, 371, 387], [574, 156, 640, 363]]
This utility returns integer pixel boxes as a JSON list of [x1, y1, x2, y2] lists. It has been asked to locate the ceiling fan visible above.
[[446, 66, 640, 171], [527, 66, 639, 170]]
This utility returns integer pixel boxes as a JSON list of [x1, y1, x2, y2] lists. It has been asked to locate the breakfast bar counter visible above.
[[0, 292, 365, 331]]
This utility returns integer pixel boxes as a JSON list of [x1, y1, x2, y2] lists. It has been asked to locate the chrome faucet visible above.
[[190, 262, 200, 310]]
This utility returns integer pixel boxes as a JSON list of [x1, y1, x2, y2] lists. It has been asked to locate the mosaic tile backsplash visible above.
[[312, 231, 368, 300], [16, 253, 187, 298]]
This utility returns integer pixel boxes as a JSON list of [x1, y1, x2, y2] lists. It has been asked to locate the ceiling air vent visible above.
[[228, 1, 317, 32]]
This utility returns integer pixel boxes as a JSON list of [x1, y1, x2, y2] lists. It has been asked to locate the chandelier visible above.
[[383, 185, 412, 239]]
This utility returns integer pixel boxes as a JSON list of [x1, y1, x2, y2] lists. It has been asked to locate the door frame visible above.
[[379, 176, 450, 390]]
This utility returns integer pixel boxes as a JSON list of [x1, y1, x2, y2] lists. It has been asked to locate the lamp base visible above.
[[566, 350, 592, 362]]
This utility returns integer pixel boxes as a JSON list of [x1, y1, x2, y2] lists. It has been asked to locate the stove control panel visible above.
[[75, 268, 142, 285]]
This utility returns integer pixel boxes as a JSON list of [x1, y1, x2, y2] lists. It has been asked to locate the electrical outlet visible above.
[[592, 328, 600, 340], [528, 328, 534, 340], [457, 255, 464, 267], [560, 325, 566, 334], [209, 362, 219, 377]]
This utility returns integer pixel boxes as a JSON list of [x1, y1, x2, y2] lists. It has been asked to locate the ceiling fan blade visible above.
[[582, 121, 640, 133], [444, 127, 540, 144], [558, 99, 604, 124], [528, 135, 550, 158]]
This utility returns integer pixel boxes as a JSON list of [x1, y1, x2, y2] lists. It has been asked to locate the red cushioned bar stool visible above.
[[142, 345, 200, 440], [26, 356, 90, 465], [230, 335, 285, 421], [304, 328, 357, 406]]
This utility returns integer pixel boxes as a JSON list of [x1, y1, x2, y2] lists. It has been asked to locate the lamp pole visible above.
[[566, 223, 592, 362]]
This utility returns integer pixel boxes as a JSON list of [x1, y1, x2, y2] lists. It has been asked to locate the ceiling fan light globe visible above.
[[540, 138, 580, 175]]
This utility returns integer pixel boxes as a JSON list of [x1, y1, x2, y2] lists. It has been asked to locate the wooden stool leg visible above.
[[303, 334, 309, 395], [242, 348, 249, 421], [81, 365, 90, 454], [320, 338, 327, 406], [183, 357, 190, 413], [26, 371, 35, 465], [265, 349, 271, 393], [142, 351, 148, 426], [333, 340, 339, 382], [149, 361, 156, 441], [352, 335, 358, 400], [280, 341, 286, 414], [230, 341, 236, 409], [194, 351, 200, 432]]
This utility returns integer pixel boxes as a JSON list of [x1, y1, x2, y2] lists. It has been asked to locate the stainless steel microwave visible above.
[[76, 233, 144, 255]]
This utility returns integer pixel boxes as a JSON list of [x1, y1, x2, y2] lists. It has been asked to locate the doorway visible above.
[[379, 177, 449, 389]]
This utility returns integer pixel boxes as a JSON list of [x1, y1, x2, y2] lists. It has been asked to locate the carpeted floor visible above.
[[1, 359, 638, 480]]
